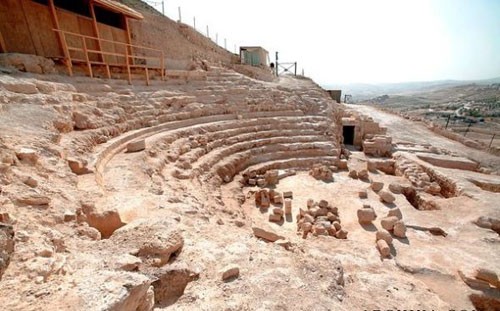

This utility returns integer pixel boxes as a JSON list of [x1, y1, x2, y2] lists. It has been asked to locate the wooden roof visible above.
[[93, 0, 144, 20]]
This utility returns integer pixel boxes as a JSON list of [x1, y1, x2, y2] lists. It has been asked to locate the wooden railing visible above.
[[54, 29, 164, 85]]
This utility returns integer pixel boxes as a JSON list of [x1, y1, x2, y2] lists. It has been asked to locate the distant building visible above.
[[240, 46, 269, 67]]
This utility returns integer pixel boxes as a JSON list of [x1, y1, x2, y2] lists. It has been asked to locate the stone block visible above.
[[220, 264, 240, 281], [377, 239, 391, 258], [127, 140, 146, 153], [371, 181, 384, 192], [357, 207, 377, 224], [393, 220, 406, 238], [284, 199, 292, 215], [283, 191, 293, 199], [376, 230, 393, 245], [381, 216, 399, 231], [379, 190, 395, 204]]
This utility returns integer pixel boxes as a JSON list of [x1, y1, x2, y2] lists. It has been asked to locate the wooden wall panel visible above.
[[77, 16, 99, 61], [0, 0, 36, 54], [58, 9, 84, 61], [22, 0, 60, 57], [98, 23, 117, 64], [111, 27, 127, 64]]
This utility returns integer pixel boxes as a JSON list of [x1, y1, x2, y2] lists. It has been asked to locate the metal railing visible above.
[[54, 29, 165, 85]]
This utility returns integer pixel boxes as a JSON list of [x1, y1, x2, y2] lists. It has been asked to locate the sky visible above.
[[144, 0, 500, 85]]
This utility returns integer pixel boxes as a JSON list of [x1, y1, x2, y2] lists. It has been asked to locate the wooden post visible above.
[[489, 134, 496, 148], [81, 37, 93, 78], [445, 114, 451, 129], [0, 29, 7, 53], [178, 7, 182, 22], [160, 51, 165, 81], [124, 17, 134, 65], [89, 1, 104, 63], [125, 47, 131, 85], [48, 0, 66, 60], [275, 52, 279, 76], [145, 67, 149, 86]]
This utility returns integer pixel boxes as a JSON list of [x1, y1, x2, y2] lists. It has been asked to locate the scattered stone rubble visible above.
[[309, 163, 334, 181], [297, 199, 347, 239]]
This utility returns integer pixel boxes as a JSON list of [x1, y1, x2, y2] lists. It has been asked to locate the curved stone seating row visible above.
[[141, 116, 330, 178]]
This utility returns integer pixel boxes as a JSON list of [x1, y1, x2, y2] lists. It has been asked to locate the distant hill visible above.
[[322, 77, 500, 101]]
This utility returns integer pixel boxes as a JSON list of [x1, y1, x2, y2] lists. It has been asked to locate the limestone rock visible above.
[[68, 157, 91, 175], [0, 223, 15, 280], [332, 221, 342, 231], [77, 226, 102, 241], [335, 229, 348, 239], [252, 225, 284, 242], [108, 219, 184, 266], [284, 199, 292, 215], [388, 182, 402, 194], [274, 239, 292, 250], [255, 190, 270, 208], [272, 207, 284, 216], [371, 181, 384, 192], [377, 239, 391, 258], [16, 192, 50, 206], [63, 210, 76, 222], [149, 264, 199, 307], [309, 164, 333, 181], [64, 269, 153, 311], [127, 140, 146, 153], [113, 254, 142, 271], [273, 194, 283, 204], [283, 191, 293, 199], [220, 264, 240, 281], [393, 220, 407, 238], [376, 230, 393, 245], [338, 159, 348, 170], [15, 147, 38, 164], [269, 213, 282, 223], [387, 207, 403, 220], [357, 169, 369, 180], [83, 205, 125, 239], [357, 207, 377, 224], [425, 182, 441, 195], [318, 200, 329, 208], [381, 216, 399, 231], [378, 190, 395, 204], [475, 268, 500, 288], [348, 170, 358, 179], [358, 189, 368, 199], [264, 169, 279, 186]]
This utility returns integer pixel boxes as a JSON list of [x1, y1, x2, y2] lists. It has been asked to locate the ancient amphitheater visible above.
[[0, 1, 499, 311]]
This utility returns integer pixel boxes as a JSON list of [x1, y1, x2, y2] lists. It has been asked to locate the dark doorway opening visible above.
[[343, 126, 355, 145]]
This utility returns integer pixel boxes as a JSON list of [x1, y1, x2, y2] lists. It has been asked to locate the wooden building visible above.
[[0, 0, 164, 84]]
